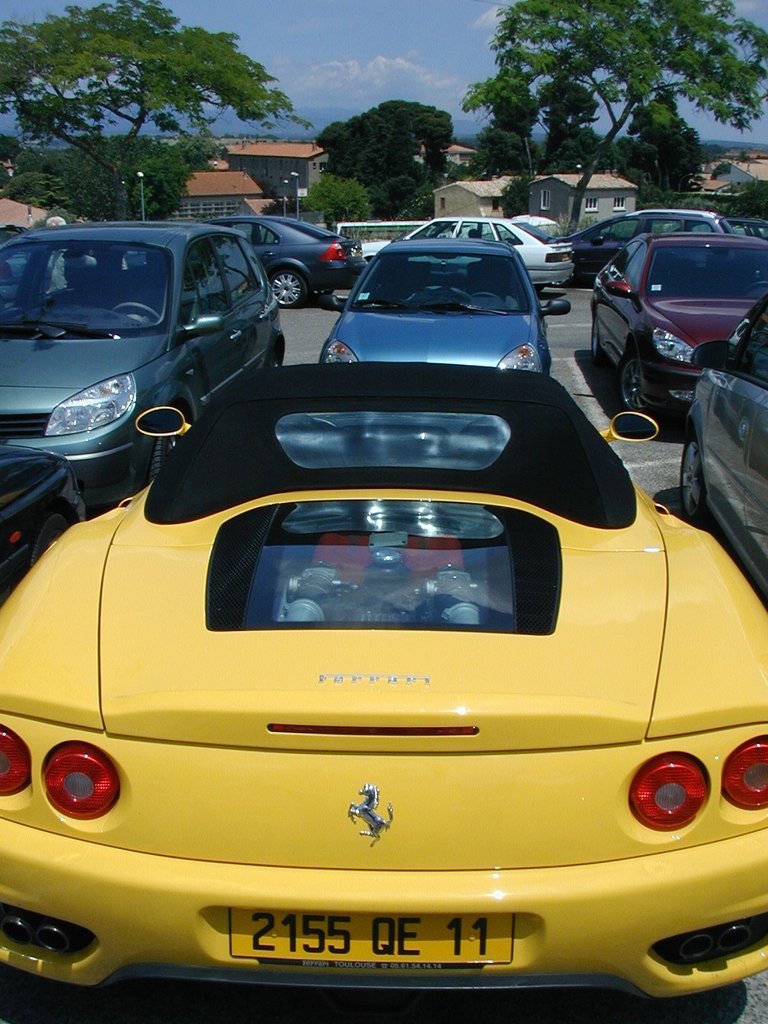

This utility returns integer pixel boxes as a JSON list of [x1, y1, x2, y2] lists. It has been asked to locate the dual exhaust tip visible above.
[[0, 903, 94, 954], [654, 913, 768, 965]]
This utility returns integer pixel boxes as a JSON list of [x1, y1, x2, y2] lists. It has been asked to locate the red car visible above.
[[590, 233, 768, 414]]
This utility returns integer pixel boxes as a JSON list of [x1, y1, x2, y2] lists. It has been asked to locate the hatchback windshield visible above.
[[353, 251, 530, 313], [0, 240, 170, 331]]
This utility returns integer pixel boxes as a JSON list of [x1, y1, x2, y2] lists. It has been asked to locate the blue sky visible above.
[[12, 0, 768, 143]]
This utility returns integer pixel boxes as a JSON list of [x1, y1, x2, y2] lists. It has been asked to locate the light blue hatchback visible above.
[[318, 239, 570, 373]]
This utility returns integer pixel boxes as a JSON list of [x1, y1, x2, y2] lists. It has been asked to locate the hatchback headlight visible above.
[[498, 344, 542, 372], [46, 373, 136, 435], [322, 340, 358, 363], [652, 328, 694, 364]]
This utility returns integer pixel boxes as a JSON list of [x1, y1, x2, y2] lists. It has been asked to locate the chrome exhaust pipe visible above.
[[35, 921, 72, 953], [0, 913, 35, 945], [677, 932, 716, 962], [718, 922, 753, 953]]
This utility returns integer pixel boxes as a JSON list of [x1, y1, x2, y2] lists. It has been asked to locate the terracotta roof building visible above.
[[0, 196, 47, 226], [176, 169, 265, 219], [225, 141, 328, 198]]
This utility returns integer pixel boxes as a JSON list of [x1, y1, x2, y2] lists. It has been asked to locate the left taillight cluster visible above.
[[0, 727, 119, 819], [320, 241, 347, 263], [630, 736, 768, 830]]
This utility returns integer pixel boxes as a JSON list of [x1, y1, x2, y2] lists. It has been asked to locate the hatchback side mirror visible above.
[[319, 293, 346, 313]]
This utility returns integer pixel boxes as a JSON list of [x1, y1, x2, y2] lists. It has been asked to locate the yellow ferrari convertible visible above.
[[1, 362, 768, 999]]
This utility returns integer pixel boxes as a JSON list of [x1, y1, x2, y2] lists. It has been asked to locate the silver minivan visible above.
[[681, 291, 768, 596]]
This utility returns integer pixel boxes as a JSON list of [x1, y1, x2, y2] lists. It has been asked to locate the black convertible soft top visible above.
[[144, 363, 637, 528]]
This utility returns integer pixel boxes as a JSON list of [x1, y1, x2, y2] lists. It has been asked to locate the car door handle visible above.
[[230, 329, 243, 343], [738, 417, 749, 443]]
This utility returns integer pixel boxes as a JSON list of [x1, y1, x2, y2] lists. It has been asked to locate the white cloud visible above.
[[286, 54, 467, 112]]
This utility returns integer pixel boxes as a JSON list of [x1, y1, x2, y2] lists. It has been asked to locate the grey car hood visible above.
[[331, 309, 537, 363], [0, 333, 168, 393]]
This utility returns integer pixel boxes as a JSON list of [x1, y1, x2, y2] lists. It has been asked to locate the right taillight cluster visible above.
[[630, 736, 768, 830], [0, 725, 119, 819]]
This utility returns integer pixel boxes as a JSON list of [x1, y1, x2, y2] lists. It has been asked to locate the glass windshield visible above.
[[646, 245, 768, 299], [0, 240, 170, 331], [352, 251, 529, 313]]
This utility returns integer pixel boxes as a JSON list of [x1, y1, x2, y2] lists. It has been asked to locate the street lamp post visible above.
[[290, 171, 300, 220], [137, 170, 145, 221], [281, 179, 289, 217]]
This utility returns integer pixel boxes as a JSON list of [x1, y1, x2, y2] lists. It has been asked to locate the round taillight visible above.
[[630, 753, 707, 829], [44, 743, 119, 819], [723, 736, 768, 809], [0, 726, 31, 795]]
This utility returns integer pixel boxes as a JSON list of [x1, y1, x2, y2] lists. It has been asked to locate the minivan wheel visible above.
[[680, 436, 711, 526], [619, 349, 647, 411], [270, 269, 308, 308]]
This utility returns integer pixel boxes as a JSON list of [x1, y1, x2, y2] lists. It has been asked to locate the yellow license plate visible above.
[[230, 910, 514, 966]]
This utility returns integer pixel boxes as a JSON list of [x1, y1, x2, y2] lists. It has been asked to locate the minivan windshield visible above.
[[0, 240, 170, 332]]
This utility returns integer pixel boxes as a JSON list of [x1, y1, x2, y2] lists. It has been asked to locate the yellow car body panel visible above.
[[3, 360, 768, 998], [97, 491, 668, 751]]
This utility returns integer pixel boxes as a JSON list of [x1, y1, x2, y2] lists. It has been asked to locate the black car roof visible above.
[[3, 222, 244, 247], [145, 363, 637, 529]]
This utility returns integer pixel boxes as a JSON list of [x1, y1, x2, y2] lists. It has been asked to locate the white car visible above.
[[395, 217, 573, 287]]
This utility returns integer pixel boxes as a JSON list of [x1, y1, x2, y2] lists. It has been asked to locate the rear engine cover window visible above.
[[207, 500, 561, 634], [275, 411, 511, 470]]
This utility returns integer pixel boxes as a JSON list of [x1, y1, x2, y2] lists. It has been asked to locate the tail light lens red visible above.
[[630, 753, 708, 829], [723, 736, 768, 809], [320, 241, 346, 262], [44, 742, 120, 819], [0, 726, 31, 795]]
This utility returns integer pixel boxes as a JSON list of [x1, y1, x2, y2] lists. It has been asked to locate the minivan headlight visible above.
[[46, 374, 137, 435]]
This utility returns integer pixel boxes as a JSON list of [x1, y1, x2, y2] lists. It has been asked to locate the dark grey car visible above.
[[681, 292, 768, 597], [0, 222, 284, 510], [211, 215, 365, 308]]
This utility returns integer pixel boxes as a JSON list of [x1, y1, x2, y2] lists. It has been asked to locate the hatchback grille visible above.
[[0, 414, 50, 439]]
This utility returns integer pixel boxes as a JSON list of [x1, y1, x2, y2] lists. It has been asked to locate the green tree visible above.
[[303, 173, 370, 225], [318, 101, 452, 217], [465, 0, 768, 230], [2, 170, 69, 209], [0, 0, 296, 218]]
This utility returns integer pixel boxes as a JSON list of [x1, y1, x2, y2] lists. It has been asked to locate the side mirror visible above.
[[177, 313, 224, 339], [591, 236, 605, 246], [604, 279, 633, 299], [692, 340, 729, 369], [319, 293, 346, 313], [136, 406, 190, 437], [601, 411, 659, 443], [541, 298, 571, 317]]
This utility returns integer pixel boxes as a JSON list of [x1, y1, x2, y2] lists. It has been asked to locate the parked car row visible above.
[[4, 208, 768, 1004], [558, 207, 768, 285], [364, 215, 574, 288]]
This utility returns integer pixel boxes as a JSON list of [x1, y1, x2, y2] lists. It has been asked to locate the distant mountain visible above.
[[0, 106, 484, 143]]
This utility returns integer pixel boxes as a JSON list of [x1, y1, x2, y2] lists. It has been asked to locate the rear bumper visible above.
[[2, 816, 768, 996]]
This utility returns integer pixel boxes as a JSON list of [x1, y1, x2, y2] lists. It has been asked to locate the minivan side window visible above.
[[181, 239, 228, 323], [212, 235, 257, 303]]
